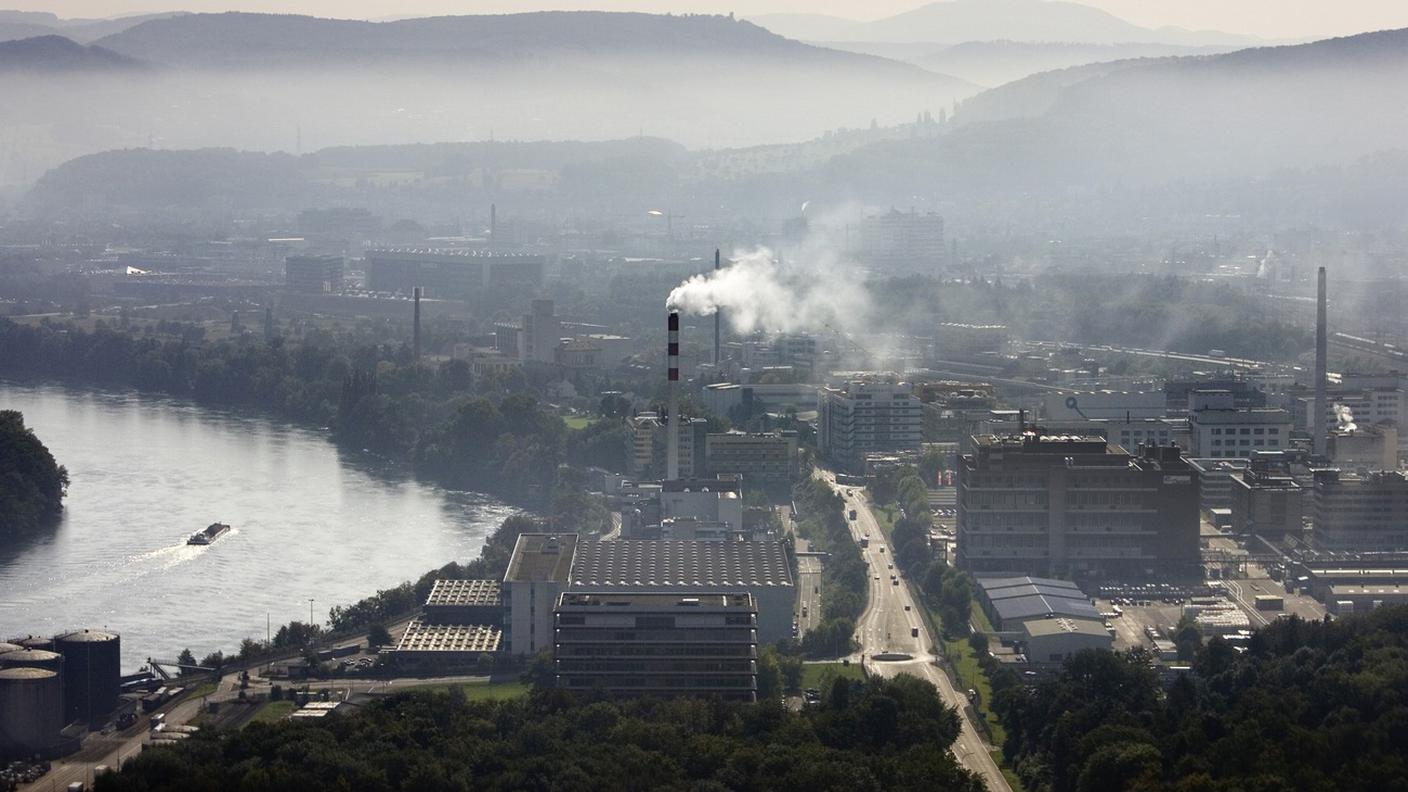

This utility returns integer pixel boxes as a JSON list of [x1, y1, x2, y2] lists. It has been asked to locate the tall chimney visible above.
[[489, 203, 497, 247], [713, 248, 722, 366], [1314, 266, 1328, 455], [413, 286, 422, 361], [667, 311, 681, 480]]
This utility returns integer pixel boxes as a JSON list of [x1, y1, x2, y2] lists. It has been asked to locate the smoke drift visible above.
[[666, 246, 869, 336]]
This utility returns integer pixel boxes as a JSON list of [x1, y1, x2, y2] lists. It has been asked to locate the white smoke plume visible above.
[[1333, 402, 1357, 433], [666, 245, 869, 337]]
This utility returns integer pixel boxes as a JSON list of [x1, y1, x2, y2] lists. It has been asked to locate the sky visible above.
[[15, 0, 1408, 41]]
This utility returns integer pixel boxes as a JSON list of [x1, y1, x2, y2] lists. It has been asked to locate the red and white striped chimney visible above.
[[667, 311, 681, 480]]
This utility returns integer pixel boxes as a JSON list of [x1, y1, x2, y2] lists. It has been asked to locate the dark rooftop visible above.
[[570, 540, 793, 588]]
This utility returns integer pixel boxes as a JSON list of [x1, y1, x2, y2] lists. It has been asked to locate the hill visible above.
[[0, 11, 182, 44], [0, 34, 143, 70], [751, 0, 1257, 47]]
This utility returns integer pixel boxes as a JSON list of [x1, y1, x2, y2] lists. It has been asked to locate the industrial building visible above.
[[1313, 469, 1408, 551], [568, 540, 794, 644], [932, 323, 1007, 362], [1229, 454, 1304, 538], [704, 431, 799, 485], [284, 254, 344, 293], [625, 413, 707, 479], [1188, 390, 1292, 459], [1328, 423, 1399, 470], [957, 435, 1201, 578], [1187, 458, 1251, 515], [1165, 378, 1267, 414], [818, 380, 922, 472], [503, 534, 579, 656], [700, 382, 820, 418], [975, 576, 1101, 631], [660, 476, 744, 532], [553, 592, 758, 701], [1, 627, 121, 758], [364, 248, 545, 297], [1043, 390, 1166, 421], [422, 579, 502, 624], [1020, 617, 1113, 664], [390, 621, 502, 671]]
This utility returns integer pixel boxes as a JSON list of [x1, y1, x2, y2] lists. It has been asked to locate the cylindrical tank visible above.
[[0, 642, 20, 657], [16, 635, 54, 651], [0, 667, 65, 753], [0, 648, 64, 672], [54, 629, 121, 724]]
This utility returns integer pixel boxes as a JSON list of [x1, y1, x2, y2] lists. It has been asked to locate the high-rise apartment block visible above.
[[818, 381, 922, 471]]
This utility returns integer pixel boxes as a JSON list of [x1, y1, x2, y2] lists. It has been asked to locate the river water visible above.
[[0, 381, 514, 671]]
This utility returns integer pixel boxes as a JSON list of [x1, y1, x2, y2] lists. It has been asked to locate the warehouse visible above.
[[976, 576, 1100, 631]]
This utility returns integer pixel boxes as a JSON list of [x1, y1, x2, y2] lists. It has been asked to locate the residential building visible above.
[[818, 381, 922, 471], [1313, 469, 1408, 551], [554, 592, 758, 701], [957, 435, 1200, 578], [502, 534, 578, 656], [1188, 390, 1292, 458], [858, 208, 945, 274], [284, 254, 344, 293], [704, 430, 799, 485]]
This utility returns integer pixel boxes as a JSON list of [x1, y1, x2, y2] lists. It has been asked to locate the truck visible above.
[[848, 509, 857, 520], [859, 535, 870, 548]]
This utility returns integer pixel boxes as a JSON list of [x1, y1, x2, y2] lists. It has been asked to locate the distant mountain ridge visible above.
[[0, 35, 143, 70], [0, 10, 183, 44], [751, 0, 1259, 46]]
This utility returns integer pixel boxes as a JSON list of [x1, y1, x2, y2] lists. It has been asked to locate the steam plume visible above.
[[665, 246, 868, 336]]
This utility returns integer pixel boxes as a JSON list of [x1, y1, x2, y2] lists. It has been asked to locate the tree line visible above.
[[97, 674, 983, 792], [994, 606, 1408, 792], [790, 478, 868, 658]]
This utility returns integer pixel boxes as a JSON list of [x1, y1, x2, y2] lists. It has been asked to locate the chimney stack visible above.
[[667, 311, 681, 480], [1314, 266, 1328, 455], [489, 203, 497, 248], [413, 286, 422, 360], [713, 248, 722, 366]]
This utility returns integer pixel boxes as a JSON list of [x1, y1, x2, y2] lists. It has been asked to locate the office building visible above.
[[1313, 469, 1408, 551], [625, 414, 707, 479], [554, 592, 758, 701], [858, 208, 945, 273], [422, 579, 502, 624], [818, 381, 922, 471], [284, 254, 344, 293], [502, 534, 578, 656], [1187, 457, 1250, 514], [957, 435, 1200, 578], [364, 248, 545, 297], [1188, 390, 1292, 459], [1229, 455, 1303, 538], [704, 431, 799, 485]]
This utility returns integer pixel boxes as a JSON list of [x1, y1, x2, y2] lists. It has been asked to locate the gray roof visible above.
[[504, 534, 578, 583], [992, 594, 1100, 624], [978, 575, 1083, 596], [570, 540, 793, 588]]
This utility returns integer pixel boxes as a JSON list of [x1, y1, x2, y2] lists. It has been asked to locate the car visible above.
[[893, 579, 900, 586], [887, 563, 893, 569], [904, 605, 911, 611]]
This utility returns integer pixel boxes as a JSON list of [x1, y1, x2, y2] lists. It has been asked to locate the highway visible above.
[[819, 471, 1012, 792]]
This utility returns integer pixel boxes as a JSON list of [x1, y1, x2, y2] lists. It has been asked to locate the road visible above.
[[818, 471, 1012, 792], [796, 555, 823, 636]]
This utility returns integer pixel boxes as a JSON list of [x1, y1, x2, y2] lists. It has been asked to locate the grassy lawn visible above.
[[871, 503, 897, 540], [799, 662, 865, 691], [409, 679, 530, 701], [248, 700, 297, 724], [562, 415, 598, 430]]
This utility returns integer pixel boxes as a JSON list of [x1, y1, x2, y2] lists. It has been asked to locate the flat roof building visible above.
[[569, 540, 794, 644], [391, 620, 502, 671], [705, 430, 799, 485], [365, 248, 545, 298], [1188, 390, 1291, 459], [1314, 469, 1408, 552], [422, 579, 502, 625], [285, 254, 344, 293], [1020, 617, 1113, 664], [818, 380, 922, 472], [503, 534, 578, 656], [554, 592, 757, 701], [975, 576, 1099, 630], [958, 435, 1200, 578]]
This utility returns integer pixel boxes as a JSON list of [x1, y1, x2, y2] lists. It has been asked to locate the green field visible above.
[[249, 700, 297, 724], [562, 415, 598, 430], [411, 679, 530, 701], [799, 661, 865, 691]]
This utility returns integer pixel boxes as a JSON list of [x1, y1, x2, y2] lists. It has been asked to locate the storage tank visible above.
[[16, 635, 54, 651], [0, 667, 65, 754], [0, 648, 64, 672], [0, 642, 20, 658], [54, 629, 121, 723]]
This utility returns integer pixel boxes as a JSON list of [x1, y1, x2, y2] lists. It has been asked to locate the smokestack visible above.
[[713, 249, 721, 365], [490, 203, 497, 248], [413, 286, 422, 361], [667, 311, 680, 481], [1314, 266, 1328, 456]]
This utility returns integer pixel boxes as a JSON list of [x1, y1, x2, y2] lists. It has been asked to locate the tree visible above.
[[0, 410, 69, 534], [367, 623, 392, 649], [176, 648, 196, 672]]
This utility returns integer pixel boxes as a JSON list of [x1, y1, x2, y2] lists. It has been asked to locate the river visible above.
[[0, 381, 514, 671]]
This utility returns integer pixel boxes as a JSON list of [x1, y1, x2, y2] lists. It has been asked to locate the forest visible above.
[[995, 605, 1408, 792], [0, 409, 69, 534], [96, 675, 983, 792], [0, 318, 626, 508]]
